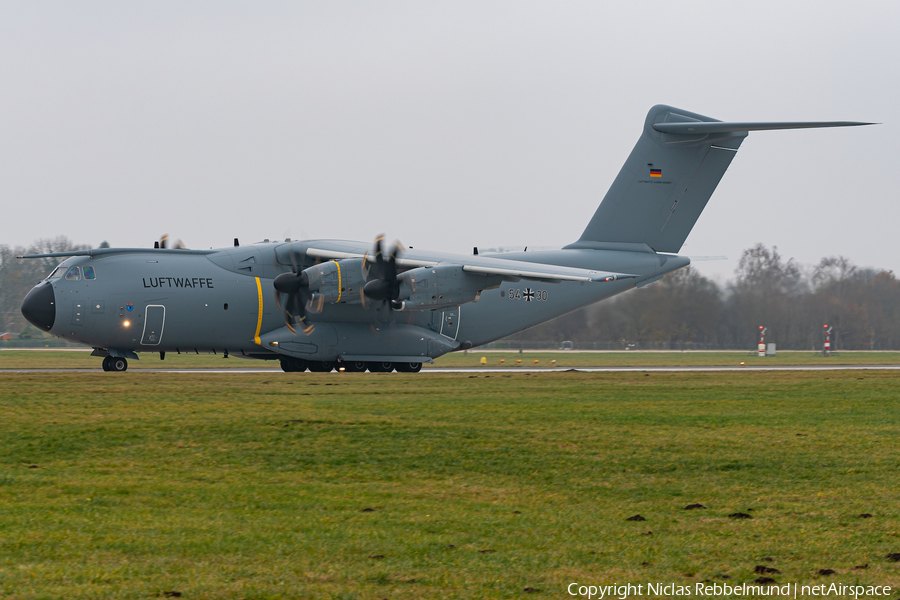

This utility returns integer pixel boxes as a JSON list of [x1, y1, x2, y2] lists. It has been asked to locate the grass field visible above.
[[3, 349, 900, 370], [1, 370, 899, 599]]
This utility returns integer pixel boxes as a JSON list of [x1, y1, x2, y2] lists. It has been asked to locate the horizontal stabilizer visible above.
[[653, 121, 875, 135]]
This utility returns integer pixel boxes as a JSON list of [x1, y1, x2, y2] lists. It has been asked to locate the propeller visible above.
[[362, 234, 402, 306], [159, 234, 186, 249], [273, 254, 315, 335]]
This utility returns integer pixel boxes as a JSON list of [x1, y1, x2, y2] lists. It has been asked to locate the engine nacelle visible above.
[[394, 265, 496, 311], [303, 258, 367, 306]]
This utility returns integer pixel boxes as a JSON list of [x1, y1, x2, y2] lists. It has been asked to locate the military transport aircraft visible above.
[[18, 105, 873, 372]]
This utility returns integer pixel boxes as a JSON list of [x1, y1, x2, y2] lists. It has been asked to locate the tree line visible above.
[[507, 244, 900, 350], [2, 238, 898, 349]]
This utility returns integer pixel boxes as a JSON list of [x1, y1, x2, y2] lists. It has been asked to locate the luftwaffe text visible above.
[[142, 277, 214, 289]]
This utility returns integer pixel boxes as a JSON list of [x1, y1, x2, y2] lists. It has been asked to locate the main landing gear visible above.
[[366, 361, 394, 373], [279, 359, 423, 373], [395, 362, 423, 373], [279, 358, 337, 372], [280, 357, 308, 372], [308, 361, 336, 373], [102, 356, 128, 372]]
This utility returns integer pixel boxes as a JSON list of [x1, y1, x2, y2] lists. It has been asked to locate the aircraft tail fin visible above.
[[567, 105, 873, 254]]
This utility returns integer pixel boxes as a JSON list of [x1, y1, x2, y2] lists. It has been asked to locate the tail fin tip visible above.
[[574, 105, 872, 254]]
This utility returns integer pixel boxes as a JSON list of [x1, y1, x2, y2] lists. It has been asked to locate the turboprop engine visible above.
[[392, 265, 502, 311], [303, 258, 368, 309], [286, 254, 503, 315]]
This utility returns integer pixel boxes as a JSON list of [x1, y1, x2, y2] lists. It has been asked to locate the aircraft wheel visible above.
[[280, 358, 308, 372], [342, 361, 367, 373], [101, 356, 112, 371], [395, 362, 422, 373], [110, 357, 128, 372], [308, 361, 334, 373], [367, 361, 394, 373]]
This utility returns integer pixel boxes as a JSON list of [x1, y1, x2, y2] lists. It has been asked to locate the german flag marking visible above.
[[650, 169, 662, 178]]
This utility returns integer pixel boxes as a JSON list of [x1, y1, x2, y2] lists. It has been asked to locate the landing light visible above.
[[123, 321, 130, 327]]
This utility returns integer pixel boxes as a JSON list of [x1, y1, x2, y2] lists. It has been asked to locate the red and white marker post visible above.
[[823, 325, 833, 356], [758, 326, 767, 358]]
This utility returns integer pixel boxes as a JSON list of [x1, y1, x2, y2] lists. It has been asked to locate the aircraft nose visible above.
[[21, 282, 56, 332]]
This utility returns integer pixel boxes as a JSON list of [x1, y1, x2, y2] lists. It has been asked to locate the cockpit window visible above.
[[64, 266, 82, 281], [47, 266, 64, 279], [83, 266, 96, 280]]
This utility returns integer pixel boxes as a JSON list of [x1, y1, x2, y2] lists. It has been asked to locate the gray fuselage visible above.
[[25, 239, 686, 363]]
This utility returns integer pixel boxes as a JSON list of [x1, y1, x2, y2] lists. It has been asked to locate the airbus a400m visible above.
[[18, 105, 872, 372]]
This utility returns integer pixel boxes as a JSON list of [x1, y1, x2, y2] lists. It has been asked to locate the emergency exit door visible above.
[[438, 307, 460, 341], [141, 305, 166, 345]]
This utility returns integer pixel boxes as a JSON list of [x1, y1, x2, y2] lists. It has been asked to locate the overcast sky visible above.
[[1, 1, 896, 281]]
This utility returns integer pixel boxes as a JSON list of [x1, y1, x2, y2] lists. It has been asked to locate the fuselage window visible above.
[[83, 266, 96, 280], [47, 266, 64, 279], [64, 266, 82, 281]]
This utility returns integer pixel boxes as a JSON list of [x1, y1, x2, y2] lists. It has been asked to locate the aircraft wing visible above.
[[304, 246, 636, 283], [458, 257, 633, 282]]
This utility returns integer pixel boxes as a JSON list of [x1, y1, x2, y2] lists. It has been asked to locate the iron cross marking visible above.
[[523, 288, 535, 301]]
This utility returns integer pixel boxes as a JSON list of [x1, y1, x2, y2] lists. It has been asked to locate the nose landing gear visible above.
[[102, 356, 128, 372]]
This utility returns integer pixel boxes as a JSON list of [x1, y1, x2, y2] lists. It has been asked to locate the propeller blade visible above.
[[292, 292, 305, 322], [361, 251, 371, 280], [374, 234, 386, 278], [361, 234, 402, 306], [274, 255, 315, 335], [386, 246, 398, 281], [283, 297, 296, 333], [308, 294, 325, 314]]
